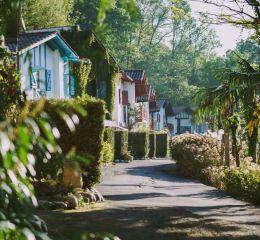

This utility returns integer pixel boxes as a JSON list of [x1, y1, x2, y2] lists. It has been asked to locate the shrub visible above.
[[149, 132, 156, 159], [171, 133, 222, 180], [40, 97, 105, 188], [156, 132, 169, 158], [102, 142, 114, 163], [222, 158, 260, 204], [128, 131, 149, 159], [114, 130, 128, 160], [104, 127, 115, 158]]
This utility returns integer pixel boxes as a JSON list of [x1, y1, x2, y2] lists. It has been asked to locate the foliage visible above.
[[104, 127, 115, 160], [42, 97, 105, 188], [0, 47, 21, 120], [195, 0, 260, 42], [114, 130, 128, 160], [149, 132, 156, 159], [22, 0, 74, 30], [222, 158, 260, 204], [128, 131, 149, 159], [72, 0, 221, 106], [156, 132, 169, 158], [72, 61, 92, 98], [61, 29, 119, 119], [171, 134, 222, 179], [102, 142, 114, 163], [0, 100, 63, 240]]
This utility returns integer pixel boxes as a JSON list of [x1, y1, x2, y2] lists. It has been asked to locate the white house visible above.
[[167, 106, 208, 135], [112, 72, 135, 128], [150, 99, 174, 131], [124, 70, 150, 128], [6, 31, 80, 100]]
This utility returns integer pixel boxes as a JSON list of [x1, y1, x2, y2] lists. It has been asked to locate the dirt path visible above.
[[39, 160, 260, 240]]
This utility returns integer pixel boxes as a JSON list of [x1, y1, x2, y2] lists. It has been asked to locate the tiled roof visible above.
[[6, 31, 56, 53], [173, 106, 193, 115], [125, 70, 145, 82]]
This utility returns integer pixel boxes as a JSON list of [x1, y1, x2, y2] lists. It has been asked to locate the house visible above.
[[150, 99, 174, 132], [112, 72, 135, 128], [6, 31, 81, 99], [25, 26, 121, 120], [124, 70, 150, 128], [167, 106, 208, 135]]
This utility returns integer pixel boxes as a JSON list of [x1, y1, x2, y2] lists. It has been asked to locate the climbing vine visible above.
[[61, 28, 120, 120], [72, 61, 92, 97]]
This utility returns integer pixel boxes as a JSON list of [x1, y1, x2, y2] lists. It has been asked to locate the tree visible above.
[[191, 0, 260, 42], [195, 55, 260, 165], [22, 0, 74, 30]]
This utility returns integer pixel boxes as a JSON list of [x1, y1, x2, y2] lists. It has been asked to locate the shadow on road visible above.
[[38, 205, 260, 240]]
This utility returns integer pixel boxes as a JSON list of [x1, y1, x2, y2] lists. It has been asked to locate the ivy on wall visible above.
[[61, 28, 120, 119], [72, 61, 92, 97]]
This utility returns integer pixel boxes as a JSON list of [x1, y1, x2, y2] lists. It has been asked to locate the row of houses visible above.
[[5, 26, 207, 135]]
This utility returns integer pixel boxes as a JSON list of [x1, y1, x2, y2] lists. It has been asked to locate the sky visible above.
[[189, 1, 252, 56]]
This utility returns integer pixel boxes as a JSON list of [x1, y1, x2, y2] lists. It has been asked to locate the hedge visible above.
[[37, 97, 105, 188], [156, 133, 169, 158], [103, 127, 115, 162], [114, 130, 128, 160], [171, 134, 222, 180], [149, 132, 156, 159], [128, 132, 149, 159]]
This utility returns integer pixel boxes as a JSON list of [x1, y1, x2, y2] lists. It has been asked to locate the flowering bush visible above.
[[171, 133, 222, 180], [222, 158, 260, 204]]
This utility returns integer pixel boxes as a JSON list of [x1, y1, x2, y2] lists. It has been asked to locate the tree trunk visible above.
[[224, 126, 230, 167]]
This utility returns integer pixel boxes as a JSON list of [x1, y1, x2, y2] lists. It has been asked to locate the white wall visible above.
[[19, 43, 66, 100], [167, 114, 208, 135]]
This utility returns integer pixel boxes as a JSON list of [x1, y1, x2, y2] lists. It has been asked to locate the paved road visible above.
[[40, 159, 260, 240], [97, 160, 260, 223]]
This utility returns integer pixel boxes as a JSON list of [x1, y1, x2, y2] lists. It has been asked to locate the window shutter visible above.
[[64, 74, 67, 97], [69, 75, 76, 97], [122, 90, 128, 105], [45, 70, 51, 91]]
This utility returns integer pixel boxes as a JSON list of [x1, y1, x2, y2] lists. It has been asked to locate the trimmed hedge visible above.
[[149, 132, 156, 159], [103, 128, 115, 162], [128, 132, 149, 159], [40, 97, 105, 188], [114, 130, 128, 160], [156, 133, 169, 158]]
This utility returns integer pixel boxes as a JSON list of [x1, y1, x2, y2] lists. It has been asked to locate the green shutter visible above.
[[45, 70, 51, 91], [69, 75, 76, 97]]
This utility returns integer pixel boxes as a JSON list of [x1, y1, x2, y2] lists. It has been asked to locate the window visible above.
[[119, 89, 121, 104]]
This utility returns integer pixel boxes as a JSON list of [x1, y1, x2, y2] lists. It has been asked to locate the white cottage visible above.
[[6, 31, 80, 99], [150, 99, 174, 132], [167, 106, 208, 135], [112, 72, 135, 129]]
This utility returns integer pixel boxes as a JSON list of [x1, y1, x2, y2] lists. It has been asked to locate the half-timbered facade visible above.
[[6, 31, 81, 100], [168, 106, 208, 135]]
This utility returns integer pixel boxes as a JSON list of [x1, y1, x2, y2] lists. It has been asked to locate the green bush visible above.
[[128, 132, 149, 159], [149, 132, 156, 159], [156, 132, 169, 158], [40, 97, 105, 188], [171, 133, 222, 180], [104, 128, 115, 150], [114, 130, 128, 160], [222, 159, 260, 204], [102, 142, 114, 163]]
